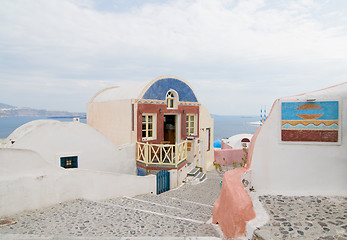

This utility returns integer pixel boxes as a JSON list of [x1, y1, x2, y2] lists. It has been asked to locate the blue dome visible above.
[[142, 78, 198, 102], [213, 140, 222, 148]]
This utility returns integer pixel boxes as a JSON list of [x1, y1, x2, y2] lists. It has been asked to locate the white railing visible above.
[[136, 141, 188, 168]]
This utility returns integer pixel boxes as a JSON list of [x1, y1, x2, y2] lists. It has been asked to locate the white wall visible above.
[[0, 148, 156, 217], [5, 120, 136, 175], [199, 105, 215, 171], [250, 83, 347, 195]]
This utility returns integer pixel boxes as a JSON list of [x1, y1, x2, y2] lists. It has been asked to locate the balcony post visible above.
[[175, 143, 178, 168], [184, 140, 188, 160], [145, 142, 149, 166], [160, 144, 163, 164], [136, 142, 138, 161]]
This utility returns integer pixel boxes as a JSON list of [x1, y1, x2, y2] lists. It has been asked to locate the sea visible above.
[[212, 115, 259, 141], [0, 117, 87, 139], [0, 115, 259, 141]]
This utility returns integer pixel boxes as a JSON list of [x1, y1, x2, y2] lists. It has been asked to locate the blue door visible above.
[[156, 170, 170, 194]]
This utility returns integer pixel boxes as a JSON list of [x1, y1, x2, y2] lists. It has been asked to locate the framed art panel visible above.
[[281, 101, 339, 143]]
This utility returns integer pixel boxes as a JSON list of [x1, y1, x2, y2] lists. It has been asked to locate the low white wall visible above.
[[178, 162, 195, 185], [169, 169, 178, 189], [0, 148, 156, 217], [250, 83, 347, 195]]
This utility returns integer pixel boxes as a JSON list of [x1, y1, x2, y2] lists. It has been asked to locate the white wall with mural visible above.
[[250, 83, 347, 195]]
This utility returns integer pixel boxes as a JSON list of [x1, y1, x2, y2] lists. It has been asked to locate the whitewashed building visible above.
[[3, 119, 136, 174], [0, 120, 156, 217]]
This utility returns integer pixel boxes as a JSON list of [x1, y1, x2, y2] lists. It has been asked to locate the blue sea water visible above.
[[0, 115, 259, 140], [212, 115, 259, 141], [0, 116, 87, 138]]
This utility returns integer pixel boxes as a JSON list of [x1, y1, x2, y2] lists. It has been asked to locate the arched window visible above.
[[241, 138, 250, 148], [166, 90, 178, 109]]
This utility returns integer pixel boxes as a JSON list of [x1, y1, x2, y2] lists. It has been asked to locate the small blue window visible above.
[[60, 156, 78, 169]]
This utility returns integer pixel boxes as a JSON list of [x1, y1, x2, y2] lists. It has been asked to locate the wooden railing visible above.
[[136, 141, 188, 168]]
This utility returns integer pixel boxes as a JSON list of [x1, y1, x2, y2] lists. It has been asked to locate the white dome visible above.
[[5, 119, 136, 175], [223, 133, 253, 149], [89, 75, 199, 103], [90, 83, 148, 103]]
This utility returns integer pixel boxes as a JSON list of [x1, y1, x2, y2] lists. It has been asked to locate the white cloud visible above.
[[0, 0, 346, 114]]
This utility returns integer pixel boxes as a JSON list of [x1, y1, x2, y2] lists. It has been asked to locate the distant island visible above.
[[0, 103, 86, 118]]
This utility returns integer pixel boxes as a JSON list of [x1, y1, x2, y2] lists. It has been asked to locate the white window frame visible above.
[[186, 114, 197, 136], [166, 89, 179, 109], [142, 114, 157, 140]]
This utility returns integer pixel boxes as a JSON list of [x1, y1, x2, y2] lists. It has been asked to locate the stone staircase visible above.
[[97, 192, 221, 238], [185, 167, 206, 184], [0, 171, 224, 239], [104, 195, 212, 223], [97, 173, 223, 237], [0, 196, 221, 239]]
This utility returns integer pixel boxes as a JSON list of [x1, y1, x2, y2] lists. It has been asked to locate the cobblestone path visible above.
[[253, 195, 347, 240]]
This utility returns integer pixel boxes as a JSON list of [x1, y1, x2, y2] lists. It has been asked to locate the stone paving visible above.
[[0, 170, 224, 239], [103, 196, 211, 222], [253, 195, 347, 240], [1, 167, 346, 240], [0, 199, 220, 238], [161, 171, 223, 207], [131, 195, 213, 219]]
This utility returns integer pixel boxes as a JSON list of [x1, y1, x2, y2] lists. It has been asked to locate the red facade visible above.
[[137, 103, 199, 144]]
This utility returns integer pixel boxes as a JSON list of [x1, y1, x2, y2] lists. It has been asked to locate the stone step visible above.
[[103, 196, 210, 222], [184, 172, 207, 185], [252, 229, 273, 240], [134, 194, 213, 217], [187, 167, 200, 177], [196, 172, 206, 182], [162, 178, 221, 206]]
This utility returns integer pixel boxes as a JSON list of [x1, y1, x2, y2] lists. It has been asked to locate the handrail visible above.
[[136, 141, 188, 167]]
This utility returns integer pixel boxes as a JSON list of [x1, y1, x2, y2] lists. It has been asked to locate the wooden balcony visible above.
[[136, 141, 188, 168]]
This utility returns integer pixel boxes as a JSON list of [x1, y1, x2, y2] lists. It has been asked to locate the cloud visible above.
[[0, 0, 346, 114], [2, 0, 346, 62]]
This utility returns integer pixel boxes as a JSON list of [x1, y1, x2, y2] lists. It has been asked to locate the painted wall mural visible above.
[[281, 101, 339, 142]]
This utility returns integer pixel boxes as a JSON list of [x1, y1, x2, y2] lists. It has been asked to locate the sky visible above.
[[0, 0, 347, 115]]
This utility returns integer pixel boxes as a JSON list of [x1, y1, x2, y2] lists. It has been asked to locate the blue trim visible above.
[[142, 78, 198, 102], [137, 167, 146, 176]]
